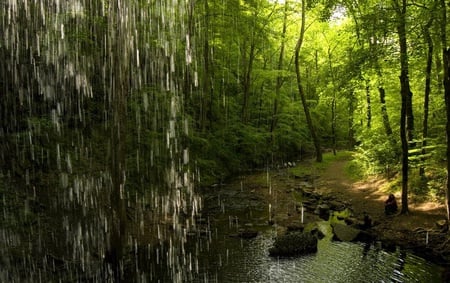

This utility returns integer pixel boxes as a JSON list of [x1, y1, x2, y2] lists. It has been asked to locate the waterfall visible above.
[[0, 0, 200, 281]]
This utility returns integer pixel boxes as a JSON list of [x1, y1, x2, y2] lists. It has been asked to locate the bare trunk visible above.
[[420, 19, 433, 177], [201, 0, 212, 131], [441, 0, 450, 221], [394, 0, 411, 214], [270, 1, 288, 139], [295, 0, 322, 162], [241, 19, 256, 123], [348, 92, 356, 148], [379, 87, 393, 137], [366, 82, 371, 128], [328, 49, 337, 155]]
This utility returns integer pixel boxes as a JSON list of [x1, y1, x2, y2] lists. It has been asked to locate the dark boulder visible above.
[[328, 200, 346, 211], [311, 226, 326, 240], [269, 231, 318, 257], [314, 204, 330, 220]]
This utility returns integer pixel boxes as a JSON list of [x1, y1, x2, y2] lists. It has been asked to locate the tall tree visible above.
[[365, 81, 372, 128], [420, 17, 434, 177], [270, 1, 289, 140], [440, 0, 450, 221], [394, 0, 413, 214], [201, 0, 213, 131], [295, 0, 322, 162], [241, 8, 257, 123]]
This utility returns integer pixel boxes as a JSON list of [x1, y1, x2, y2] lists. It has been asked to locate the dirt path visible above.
[[318, 159, 447, 231], [225, 156, 450, 265], [306, 158, 450, 267]]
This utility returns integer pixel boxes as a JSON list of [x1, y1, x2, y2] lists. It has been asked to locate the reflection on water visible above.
[[193, 229, 444, 283]]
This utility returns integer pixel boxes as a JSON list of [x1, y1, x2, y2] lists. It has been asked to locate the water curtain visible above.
[[1, 0, 200, 281]]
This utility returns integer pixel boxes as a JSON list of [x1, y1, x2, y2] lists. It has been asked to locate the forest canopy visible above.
[[184, 0, 450, 217]]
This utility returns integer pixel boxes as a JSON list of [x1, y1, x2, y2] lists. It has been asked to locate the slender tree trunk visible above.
[[327, 49, 337, 155], [420, 19, 433, 177], [379, 87, 393, 137], [295, 0, 322, 162], [378, 82, 396, 177], [394, 0, 412, 214], [365, 82, 371, 128], [184, 0, 196, 129], [201, 0, 212, 131], [331, 94, 337, 155], [440, 0, 450, 222], [257, 79, 265, 127], [241, 21, 256, 123], [371, 33, 394, 141], [270, 0, 288, 139], [348, 91, 356, 148]]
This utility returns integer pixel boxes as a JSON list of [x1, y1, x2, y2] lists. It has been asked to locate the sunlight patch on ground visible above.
[[411, 201, 446, 212]]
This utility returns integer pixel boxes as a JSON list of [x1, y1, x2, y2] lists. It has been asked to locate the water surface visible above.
[[192, 229, 444, 282]]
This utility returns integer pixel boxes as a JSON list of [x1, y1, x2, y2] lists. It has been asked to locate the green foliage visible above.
[[353, 127, 401, 176], [344, 159, 364, 181], [289, 151, 353, 177], [190, 120, 273, 186]]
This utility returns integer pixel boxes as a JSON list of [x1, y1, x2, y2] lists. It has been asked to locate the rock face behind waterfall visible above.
[[269, 232, 318, 257]]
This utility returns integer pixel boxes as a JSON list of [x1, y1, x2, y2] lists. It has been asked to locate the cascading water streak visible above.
[[0, 0, 200, 281]]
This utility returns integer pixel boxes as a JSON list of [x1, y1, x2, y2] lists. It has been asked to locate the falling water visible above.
[[0, 0, 200, 281]]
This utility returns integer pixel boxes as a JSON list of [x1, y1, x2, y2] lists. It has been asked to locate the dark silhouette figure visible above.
[[385, 194, 398, 215]]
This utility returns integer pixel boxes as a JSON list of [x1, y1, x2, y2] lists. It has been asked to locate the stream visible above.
[[191, 228, 444, 282], [189, 183, 447, 282], [0, 178, 446, 282]]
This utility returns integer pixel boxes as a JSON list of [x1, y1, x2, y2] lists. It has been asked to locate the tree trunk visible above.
[[420, 19, 433, 177], [270, 0, 288, 140], [328, 49, 337, 155], [347, 91, 356, 148], [379, 87, 393, 137], [241, 17, 256, 123], [440, 0, 450, 221], [201, 0, 212, 131], [331, 94, 337, 155], [365, 82, 371, 129], [295, 0, 322, 162], [394, 0, 412, 214]]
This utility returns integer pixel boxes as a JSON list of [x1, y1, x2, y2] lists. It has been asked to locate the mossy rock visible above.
[[332, 223, 361, 242], [269, 231, 318, 257]]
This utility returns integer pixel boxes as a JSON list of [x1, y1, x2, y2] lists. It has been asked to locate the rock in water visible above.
[[332, 223, 361, 242], [314, 204, 330, 220], [269, 232, 318, 257]]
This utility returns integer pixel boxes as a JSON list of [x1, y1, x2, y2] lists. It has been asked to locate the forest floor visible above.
[[232, 153, 450, 267], [316, 158, 450, 261]]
